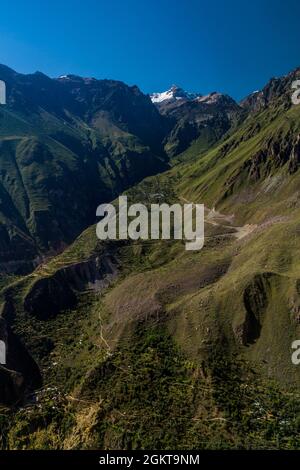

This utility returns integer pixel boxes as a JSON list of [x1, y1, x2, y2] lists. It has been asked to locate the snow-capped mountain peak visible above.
[[150, 85, 200, 104]]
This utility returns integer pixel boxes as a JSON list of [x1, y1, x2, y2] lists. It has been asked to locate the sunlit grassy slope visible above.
[[1, 70, 300, 449]]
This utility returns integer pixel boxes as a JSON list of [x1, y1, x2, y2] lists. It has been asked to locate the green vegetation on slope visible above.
[[1, 67, 300, 450]]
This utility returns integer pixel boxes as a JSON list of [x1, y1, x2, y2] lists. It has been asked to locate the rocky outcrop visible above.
[[223, 133, 300, 198], [0, 301, 42, 404], [288, 134, 300, 174], [24, 254, 118, 319], [0, 366, 24, 405], [0, 251, 118, 404], [234, 273, 275, 345], [240, 68, 300, 113], [248, 135, 295, 182]]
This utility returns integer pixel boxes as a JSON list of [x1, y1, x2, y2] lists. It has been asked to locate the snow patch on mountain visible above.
[[151, 89, 179, 103], [150, 85, 200, 104]]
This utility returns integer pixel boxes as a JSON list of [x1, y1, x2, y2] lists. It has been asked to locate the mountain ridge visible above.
[[1, 64, 300, 450], [0, 65, 170, 273], [0, 65, 248, 273]]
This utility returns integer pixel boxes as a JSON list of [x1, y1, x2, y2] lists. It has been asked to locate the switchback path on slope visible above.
[[179, 197, 257, 240]]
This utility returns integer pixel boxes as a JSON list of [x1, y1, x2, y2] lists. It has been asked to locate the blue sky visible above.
[[0, 0, 299, 100]]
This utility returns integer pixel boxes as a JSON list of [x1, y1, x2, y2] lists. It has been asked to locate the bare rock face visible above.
[[24, 275, 77, 320], [0, 366, 24, 405], [0, 301, 42, 404], [234, 273, 275, 346], [0, 251, 118, 404], [288, 135, 300, 174], [24, 254, 118, 319], [240, 68, 300, 113]]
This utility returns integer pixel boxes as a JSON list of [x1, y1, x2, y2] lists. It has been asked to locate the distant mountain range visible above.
[[151, 84, 229, 106], [0, 66, 243, 273], [0, 65, 169, 272], [1, 64, 300, 450], [151, 85, 243, 157]]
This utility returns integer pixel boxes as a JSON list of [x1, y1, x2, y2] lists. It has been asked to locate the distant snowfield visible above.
[[150, 85, 200, 104], [150, 85, 225, 105], [151, 89, 180, 103]]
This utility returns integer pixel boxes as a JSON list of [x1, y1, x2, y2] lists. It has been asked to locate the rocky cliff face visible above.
[[0, 301, 41, 404], [24, 253, 118, 319], [240, 67, 300, 112], [0, 246, 119, 404]]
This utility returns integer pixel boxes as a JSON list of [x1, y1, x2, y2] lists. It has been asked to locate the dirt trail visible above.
[[180, 197, 257, 240]]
